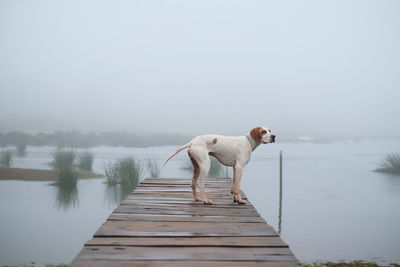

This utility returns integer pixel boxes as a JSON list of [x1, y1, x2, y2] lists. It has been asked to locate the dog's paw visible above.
[[238, 199, 247, 205], [203, 199, 213, 205], [195, 197, 203, 202], [233, 195, 238, 202]]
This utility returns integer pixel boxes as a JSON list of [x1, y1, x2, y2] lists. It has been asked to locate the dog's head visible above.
[[250, 126, 276, 144]]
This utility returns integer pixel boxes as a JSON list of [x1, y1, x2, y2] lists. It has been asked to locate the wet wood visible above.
[[108, 213, 265, 223], [75, 246, 296, 261], [86, 236, 289, 247], [94, 221, 277, 237], [70, 177, 299, 266]]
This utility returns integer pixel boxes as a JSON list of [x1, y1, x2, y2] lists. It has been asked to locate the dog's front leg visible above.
[[232, 164, 246, 204]]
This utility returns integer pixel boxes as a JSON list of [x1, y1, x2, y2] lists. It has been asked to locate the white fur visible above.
[[163, 127, 275, 205]]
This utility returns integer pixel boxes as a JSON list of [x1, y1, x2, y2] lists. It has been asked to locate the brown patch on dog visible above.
[[188, 151, 200, 180], [250, 127, 266, 143], [212, 138, 218, 144]]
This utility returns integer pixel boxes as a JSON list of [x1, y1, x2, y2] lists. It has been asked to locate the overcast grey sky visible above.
[[0, 0, 399, 137]]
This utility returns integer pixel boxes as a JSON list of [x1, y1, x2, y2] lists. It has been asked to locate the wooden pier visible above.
[[70, 177, 300, 266]]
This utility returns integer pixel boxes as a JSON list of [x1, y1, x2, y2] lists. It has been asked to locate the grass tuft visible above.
[[0, 150, 13, 167], [52, 150, 78, 187], [104, 156, 144, 201], [374, 153, 400, 175]]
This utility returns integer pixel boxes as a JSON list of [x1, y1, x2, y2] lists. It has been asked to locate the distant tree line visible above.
[[0, 131, 192, 148]]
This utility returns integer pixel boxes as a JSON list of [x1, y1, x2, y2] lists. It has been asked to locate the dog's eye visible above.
[[261, 130, 267, 135]]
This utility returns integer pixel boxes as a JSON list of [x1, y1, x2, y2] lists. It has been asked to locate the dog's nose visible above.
[[271, 135, 276, 141]]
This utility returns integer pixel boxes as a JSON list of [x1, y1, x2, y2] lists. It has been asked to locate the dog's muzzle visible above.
[[263, 135, 276, 144]]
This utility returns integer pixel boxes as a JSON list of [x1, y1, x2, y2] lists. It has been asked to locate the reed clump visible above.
[[52, 150, 78, 187], [374, 153, 400, 175], [105, 157, 144, 200], [0, 150, 13, 167]]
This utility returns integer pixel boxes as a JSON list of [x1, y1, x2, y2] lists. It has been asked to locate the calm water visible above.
[[0, 139, 399, 265]]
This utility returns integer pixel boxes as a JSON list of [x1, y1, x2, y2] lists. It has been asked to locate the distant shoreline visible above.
[[0, 167, 104, 181], [2, 130, 398, 149]]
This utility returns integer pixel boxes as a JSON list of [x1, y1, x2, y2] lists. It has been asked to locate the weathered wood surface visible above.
[[70, 177, 299, 266]]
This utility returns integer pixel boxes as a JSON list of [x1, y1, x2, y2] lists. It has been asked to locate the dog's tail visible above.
[[162, 143, 192, 167]]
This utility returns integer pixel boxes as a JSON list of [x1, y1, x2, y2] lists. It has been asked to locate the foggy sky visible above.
[[1, 0, 399, 138]]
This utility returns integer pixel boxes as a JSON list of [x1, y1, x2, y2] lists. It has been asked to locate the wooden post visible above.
[[278, 150, 283, 235]]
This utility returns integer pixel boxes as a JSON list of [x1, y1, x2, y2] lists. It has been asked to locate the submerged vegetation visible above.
[[0, 150, 13, 167], [374, 153, 400, 175], [182, 157, 232, 178], [52, 150, 78, 187], [51, 150, 94, 210]]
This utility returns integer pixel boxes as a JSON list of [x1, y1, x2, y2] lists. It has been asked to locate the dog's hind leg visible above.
[[188, 151, 201, 202], [189, 147, 212, 205], [198, 159, 212, 205]]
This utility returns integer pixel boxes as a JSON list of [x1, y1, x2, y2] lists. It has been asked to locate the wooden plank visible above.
[[122, 198, 249, 206], [73, 246, 296, 261], [108, 213, 265, 223], [119, 202, 257, 211], [137, 184, 230, 188], [85, 236, 289, 247], [113, 206, 259, 217], [94, 221, 277, 237], [123, 192, 248, 200], [139, 179, 228, 182]]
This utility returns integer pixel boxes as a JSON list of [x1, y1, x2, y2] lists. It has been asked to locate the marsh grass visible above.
[[52, 150, 78, 187], [77, 151, 94, 172], [104, 160, 119, 185], [0, 150, 13, 167], [374, 153, 400, 175], [182, 157, 232, 178], [118, 157, 143, 189], [104, 157, 144, 201], [146, 159, 160, 177]]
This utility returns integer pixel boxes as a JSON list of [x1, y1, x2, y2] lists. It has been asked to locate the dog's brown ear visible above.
[[250, 127, 266, 143]]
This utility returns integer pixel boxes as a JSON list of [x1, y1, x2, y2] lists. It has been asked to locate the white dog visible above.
[[163, 127, 276, 205]]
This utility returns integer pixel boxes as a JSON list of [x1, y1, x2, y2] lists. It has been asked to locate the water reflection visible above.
[[105, 184, 124, 205], [278, 150, 283, 235], [104, 183, 135, 205], [55, 184, 79, 210], [379, 173, 400, 195], [278, 197, 283, 235]]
